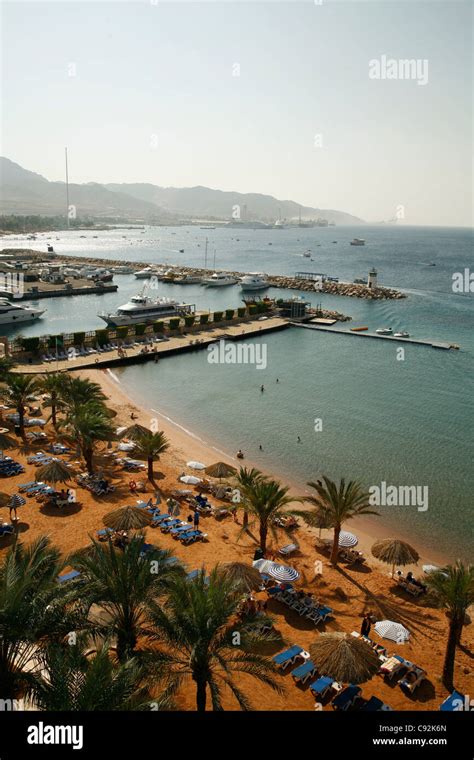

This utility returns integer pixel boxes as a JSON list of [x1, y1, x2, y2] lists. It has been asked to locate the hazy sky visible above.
[[1, 0, 472, 225]]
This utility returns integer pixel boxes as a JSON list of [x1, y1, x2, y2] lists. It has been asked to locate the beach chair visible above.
[[18, 481, 38, 492], [399, 666, 427, 694], [309, 676, 334, 700], [97, 528, 115, 542], [279, 543, 298, 557], [440, 690, 465, 711], [160, 518, 182, 533], [57, 570, 81, 583], [332, 684, 362, 711], [272, 645, 305, 670], [181, 530, 207, 545], [170, 524, 194, 538], [291, 660, 318, 686], [0, 523, 14, 537]]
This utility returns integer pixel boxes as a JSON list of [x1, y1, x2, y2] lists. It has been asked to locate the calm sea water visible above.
[[3, 225, 473, 559]]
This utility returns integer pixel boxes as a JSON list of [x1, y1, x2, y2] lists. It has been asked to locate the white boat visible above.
[[394, 331, 410, 338], [111, 266, 134, 274], [0, 299, 45, 324], [202, 272, 238, 287], [303, 250, 311, 258], [350, 238, 366, 246], [240, 273, 269, 291], [375, 328, 393, 335], [134, 266, 159, 279], [98, 291, 194, 326], [176, 274, 203, 284]]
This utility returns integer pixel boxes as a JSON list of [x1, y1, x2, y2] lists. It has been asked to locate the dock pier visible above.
[[291, 322, 456, 350]]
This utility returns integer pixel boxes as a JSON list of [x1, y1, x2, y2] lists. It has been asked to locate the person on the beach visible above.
[[130, 412, 138, 420], [259, 444, 263, 451], [361, 614, 371, 637], [236, 449, 244, 459], [193, 509, 200, 529]]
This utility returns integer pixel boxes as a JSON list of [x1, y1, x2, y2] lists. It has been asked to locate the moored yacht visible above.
[[0, 299, 45, 324], [240, 273, 269, 291], [202, 272, 238, 287], [98, 291, 194, 326], [393, 331, 410, 338]]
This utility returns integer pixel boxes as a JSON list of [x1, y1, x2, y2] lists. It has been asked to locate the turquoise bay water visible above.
[[3, 225, 473, 559]]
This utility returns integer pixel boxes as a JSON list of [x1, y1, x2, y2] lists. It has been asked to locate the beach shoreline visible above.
[[84, 367, 453, 572]]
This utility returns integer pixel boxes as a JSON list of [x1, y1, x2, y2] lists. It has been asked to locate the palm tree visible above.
[[131, 429, 170, 481], [37, 373, 67, 428], [0, 536, 82, 700], [146, 568, 283, 711], [426, 561, 474, 691], [242, 477, 295, 554], [59, 401, 115, 474], [233, 466, 265, 529], [69, 535, 183, 662], [0, 373, 39, 438], [0, 355, 15, 383], [59, 375, 107, 416], [297, 477, 378, 566], [28, 639, 157, 711]]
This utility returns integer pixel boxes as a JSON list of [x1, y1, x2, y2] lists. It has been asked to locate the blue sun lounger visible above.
[[57, 570, 81, 583], [0, 523, 14, 537], [440, 690, 465, 711], [291, 660, 318, 685], [180, 530, 205, 544], [309, 676, 334, 700], [272, 645, 304, 670], [160, 519, 181, 533], [332, 684, 362, 711], [171, 525, 194, 537]]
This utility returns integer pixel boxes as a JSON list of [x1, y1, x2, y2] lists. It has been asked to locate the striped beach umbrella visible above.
[[338, 531, 358, 548], [374, 620, 410, 644], [267, 563, 300, 583], [187, 461, 206, 470], [9, 494, 26, 509]]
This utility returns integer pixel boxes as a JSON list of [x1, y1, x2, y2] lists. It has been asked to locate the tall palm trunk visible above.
[[443, 616, 461, 691], [147, 456, 154, 481], [117, 629, 137, 664], [18, 403, 25, 439], [195, 677, 207, 712], [51, 392, 57, 427], [259, 521, 268, 553], [330, 523, 341, 566], [83, 445, 94, 475], [243, 511, 248, 529]]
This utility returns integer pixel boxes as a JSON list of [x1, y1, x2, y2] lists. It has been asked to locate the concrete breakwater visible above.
[[1, 248, 405, 300]]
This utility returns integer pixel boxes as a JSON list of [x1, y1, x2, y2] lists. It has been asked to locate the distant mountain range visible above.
[[0, 157, 364, 225]]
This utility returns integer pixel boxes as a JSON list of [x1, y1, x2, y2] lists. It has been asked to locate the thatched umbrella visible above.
[[218, 562, 263, 592], [103, 505, 152, 532], [205, 461, 237, 481], [36, 459, 75, 485], [119, 424, 150, 441], [0, 492, 11, 508], [309, 632, 380, 684], [0, 427, 16, 458], [371, 539, 419, 577]]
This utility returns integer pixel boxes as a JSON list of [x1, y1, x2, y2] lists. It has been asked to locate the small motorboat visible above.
[[376, 328, 393, 335], [393, 331, 410, 338]]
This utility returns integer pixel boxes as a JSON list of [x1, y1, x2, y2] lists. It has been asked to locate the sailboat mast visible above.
[[204, 237, 208, 269], [65, 147, 70, 229]]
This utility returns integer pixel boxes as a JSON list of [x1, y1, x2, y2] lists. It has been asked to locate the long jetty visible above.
[[291, 322, 457, 350], [13, 317, 289, 374]]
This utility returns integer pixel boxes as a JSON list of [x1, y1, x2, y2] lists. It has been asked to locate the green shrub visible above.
[[95, 329, 109, 346], [213, 311, 223, 323], [48, 334, 64, 349], [169, 318, 180, 330], [248, 304, 258, 315], [200, 314, 209, 325], [237, 307, 246, 317], [73, 332, 85, 345], [184, 315, 195, 327], [225, 309, 234, 320], [135, 323, 147, 336], [153, 321, 165, 334], [116, 326, 129, 339], [21, 336, 40, 353]]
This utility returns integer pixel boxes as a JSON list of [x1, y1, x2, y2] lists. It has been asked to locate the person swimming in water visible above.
[[260, 385, 265, 392]]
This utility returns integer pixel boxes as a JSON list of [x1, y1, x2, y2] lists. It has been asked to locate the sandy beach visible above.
[[0, 366, 472, 711]]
